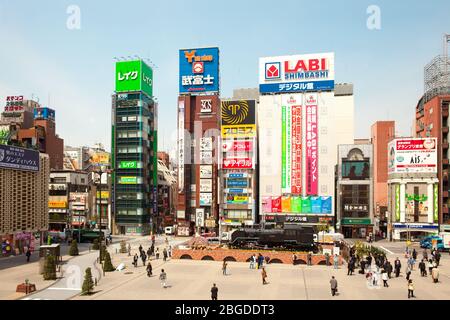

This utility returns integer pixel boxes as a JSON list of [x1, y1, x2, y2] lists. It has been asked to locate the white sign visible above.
[[178, 100, 185, 192], [200, 151, 213, 164], [200, 179, 212, 192], [388, 138, 437, 174], [177, 210, 185, 219], [196, 208, 205, 227], [200, 137, 213, 151], [259, 53, 335, 94], [200, 99, 212, 113], [200, 165, 212, 178], [200, 193, 212, 206]]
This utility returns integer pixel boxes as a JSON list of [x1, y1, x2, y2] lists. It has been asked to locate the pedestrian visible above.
[[406, 265, 412, 281], [141, 252, 147, 266], [407, 279, 415, 298], [419, 259, 427, 277], [165, 237, 169, 245], [222, 261, 227, 276], [156, 248, 160, 259], [257, 253, 263, 269], [139, 244, 143, 255], [292, 253, 297, 266], [428, 259, 434, 274], [163, 248, 168, 262], [360, 259, 366, 274], [133, 253, 138, 268], [333, 254, 339, 269], [330, 276, 338, 296], [435, 251, 441, 267], [347, 260, 354, 276], [146, 262, 153, 277], [382, 269, 389, 287], [159, 269, 167, 288], [211, 283, 218, 300], [423, 249, 428, 261], [25, 248, 31, 263], [150, 244, 155, 256], [250, 254, 255, 269], [394, 257, 401, 277], [412, 248, 417, 261], [432, 267, 439, 283], [261, 267, 268, 285], [325, 252, 330, 266], [168, 245, 172, 258], [147, 247, 151, 259], [408, 256, 415, 271], [307, 251, 312, 266]]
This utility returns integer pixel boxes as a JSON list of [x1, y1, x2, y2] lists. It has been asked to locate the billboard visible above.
[[200, 193, 212, 206], [179, 47, 219, 94], [222, 140, 252, 152], [259, 53, 335, 94], [119, 160, 139, 169], [388, 138, 437, 174], [195, 208, 205, 227], [223, 158, 253, 169], [178, 100, 185, 192], [200, 165, 212, 178], [0, 145, 39, 172], [34, 107, 55, 120], [115, 60, 153, 97], [281, 94, 302, 194], [0, 125, 10, 145], [221, 100, 256, 138], [199, 179, 212, 192], [88, 150, 110, 165], [305, 93, 318, 195], [119, 176, 138, 184]]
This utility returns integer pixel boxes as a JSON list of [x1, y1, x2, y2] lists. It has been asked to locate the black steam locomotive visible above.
[[229, 225, 317, 252]]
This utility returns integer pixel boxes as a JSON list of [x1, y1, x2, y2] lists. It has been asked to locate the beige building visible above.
[[0, 152, 49, 255]]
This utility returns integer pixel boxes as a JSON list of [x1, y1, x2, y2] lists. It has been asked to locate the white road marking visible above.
[[379, 246, 394, 255], [47, 287, 81, 291]]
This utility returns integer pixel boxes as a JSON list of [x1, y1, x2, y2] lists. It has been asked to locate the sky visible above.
[[1, 0, 450, 157]]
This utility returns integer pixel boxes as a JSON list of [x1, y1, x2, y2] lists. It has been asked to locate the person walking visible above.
[[292, 253, 297, 266], [435, 251, 441, 267], [406, 264, 412, 281], [394, 257, 401, 277], [386, 261, 393, 279], [407, 279, 415, 298], [159, 269, 167, 288], [146, 247, 151, 259], [146, 262, 153, 277], [307, 251, 312, 266], [325, 253, 330, 266], [423, 249, 428, 261], [408, 256, 415, 271], [257, 254, 263, 269], [432, 266, 439, 283], [250, 254, 255, 269], [163, 248, 168, 262], [412, 248, 417, 262], [168, 245, 172, 258], [428, 259, 434, 274], [261, 267, 268, 285], [25, 248, 31, 263], [382, 269, 389, 287], [347, 260, 354, 276], [155, 248, 160, 260], [419, 259, 427, 277], [141, 252, 147, 266], [333, 254, 339, 269], [139, 244, 143, 255], [211, 283, 218, 300], [133, 253, 139, 268], [330, 276, 338, 296], [222, 261, 228, 276], [150, 244, 155, 256]]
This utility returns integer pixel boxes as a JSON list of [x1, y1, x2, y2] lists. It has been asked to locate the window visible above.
[[321, 127, 328, 135], [321, 166, 328, 174], [342, 160, 370, 180], [320, 146, 328, 154]]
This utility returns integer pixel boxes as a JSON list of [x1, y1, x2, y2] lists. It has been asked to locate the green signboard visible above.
[[301, 196, 312, 213], [291, 197, 302, 213], [115, 60, 153, 97], [341, 218, 372, 225], [119, 176, 138, 184], [434, 184, 438, 223], [395, 184, 400, 221], [119, 160, 138, 169]]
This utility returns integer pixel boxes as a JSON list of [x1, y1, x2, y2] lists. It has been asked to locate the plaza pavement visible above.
[[73, 241, 450, 300]]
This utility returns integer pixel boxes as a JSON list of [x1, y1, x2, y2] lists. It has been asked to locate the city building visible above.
[[371, 121, 396, 236], [157, 159, 177, 228], [48, 170, 89, 232], [387, 138, 439, 240], [177, 47, 220, 236], [219, 99, 258, 231], [111, 59, 158, 235], [415, 36, 450, 233], [258, 53, 354, 232], [336, 142, 373, 238], [0, 145, 49, 256]]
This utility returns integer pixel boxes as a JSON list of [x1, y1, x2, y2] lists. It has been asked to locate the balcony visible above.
[[443, 139, 449, 149], [443, 205, 449, 214], [443, 126, 449, 134], [443, 158, 449, 165], [443, 108, 449, 118], [443, 169, 449, 181], [416, 112, 424, 119]]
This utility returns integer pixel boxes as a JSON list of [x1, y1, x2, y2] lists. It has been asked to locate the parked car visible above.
[[165, 226, 175, 236], [420, 235, 445, 250]]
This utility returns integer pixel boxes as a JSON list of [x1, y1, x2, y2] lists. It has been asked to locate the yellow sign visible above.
[[96, 191, 110, 199], [48, 201, 67, 208], [234, 196, 248, 202], [90, 152, 110, 165], [221, 124, 256, 138]]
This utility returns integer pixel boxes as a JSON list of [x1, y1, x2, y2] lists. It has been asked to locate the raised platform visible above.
[[172, 247, 343, 265], [16, 283, 36, 294]]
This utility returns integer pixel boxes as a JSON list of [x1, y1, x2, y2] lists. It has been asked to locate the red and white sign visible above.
[[388, 138, 437, 174], [291, 105, 302, 194], [265, 63, 280, 79], [223, 158, 253, 169], [271, 196, 282, 213], [222, 140, 252, 152], [192, 61, 204, 74], [305, 93, 318, 195]]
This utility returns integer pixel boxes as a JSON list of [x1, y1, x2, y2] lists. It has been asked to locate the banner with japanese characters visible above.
[[305, 93, 318, 195], [179, 47, 219, 94], [0, 144, 39, 172], [223, 157, 253, 169], [388, 138, 437, 174]]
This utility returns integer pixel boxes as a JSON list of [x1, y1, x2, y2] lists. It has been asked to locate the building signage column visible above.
[[400, 182, 406, 223]]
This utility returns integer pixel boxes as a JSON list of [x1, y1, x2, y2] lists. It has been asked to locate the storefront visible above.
[[392, 223, 439, 241], [341, 218, 373, 239]]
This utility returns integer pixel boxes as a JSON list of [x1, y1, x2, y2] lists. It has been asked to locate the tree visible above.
[[103, 251, 115, 272], [69, 240, 79, 256], [43, 255, 57, 280], [81, 267, 94, 295], [120, 240, 127, 254], [92, 239, 99, 250]]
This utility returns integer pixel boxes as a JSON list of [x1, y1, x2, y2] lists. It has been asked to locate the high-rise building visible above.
[[371, 121, 395, 236], [177, 47, 220, 236], [258, 53, 354, 232], [0, 145, 49, 256], [111, 59, 157, 236]]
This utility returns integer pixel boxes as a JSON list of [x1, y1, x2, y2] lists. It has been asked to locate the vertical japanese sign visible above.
[[395, 184, 400, 221], [305, 93, 318, 195], [282, 106, 287, 191], [434, 184, 438, 223], [291, 96, 302, 194], [178, 100, 185, 193]]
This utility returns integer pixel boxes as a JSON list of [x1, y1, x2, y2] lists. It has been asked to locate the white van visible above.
[[165, 226, 175, 235]]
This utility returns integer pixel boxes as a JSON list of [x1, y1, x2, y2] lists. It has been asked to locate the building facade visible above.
[[111, 59, 158, 236], [337, 143, 373, 238]]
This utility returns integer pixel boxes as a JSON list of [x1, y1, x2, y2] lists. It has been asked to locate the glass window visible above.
[[342, 160, 370, 180]]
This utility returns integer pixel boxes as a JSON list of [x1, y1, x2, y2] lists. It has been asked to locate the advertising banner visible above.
[[259, 53, 335, 94], [282, 196, 291, 213], [69, 192, 87, 205], [199, 179, 212, 192], [291, 196, 302, 213], [302, 196, 312, 213], [179, 47, 219, 94], [223, 158, 252, 169], [388, 138, 437, 174], [195, 208, 205, 227], [321, 196, 332, 214], [311, 196, 322, 213], [282, 105, 287, 191], [434, 184, 438, 223], [200, 137, 213, 151], [200, 165, 212, 178], [262, 196, 272, 213], [119, 176, 138, 184], [34, 107, 55, 120], [305, 93, 318, 195], [395, 184, 400, 221], [227, 195, 249, 204], [0, 144, 39, 172], [200, 151, 213, 164], [115, 60, 153, 97], [178, 100, 185, 192], [0, 125, 10, 145], [48, 201, 67, 208], [119, 160, 139, 169], [222, 140, 252, 152], [272, 196, 282, 213], [199, 193, 212, 206], [227, 179, 247, 187], [291, 103, 302, 194], [88, 150, 110, 165], [221, 125, 256, 138], [221, 100, 256, 138]]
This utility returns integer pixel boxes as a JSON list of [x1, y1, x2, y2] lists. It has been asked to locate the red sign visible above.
[[222, 140, 252, 152], [272, 197, 282, 213], [305, 94, 318, 195], [396, 139, 436, 151], [4, 96, 24, 112], [192, 61, 204, 74], [223, 158, 252, 169], [291, 105, 302, 194]]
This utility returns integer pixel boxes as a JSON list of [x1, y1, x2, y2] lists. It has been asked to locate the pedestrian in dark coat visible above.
[[435, 251, 441, 266], [133, 254, 139, 268], [141, 252, 147, 266], [330, 276, 338, 296], [147, 248, 151, 258], [25, 249, 31, 262], [146, 262, 153, 277], [156, 248, 160, 259], [163, 248, 168, 262], [211, 283, 218, 300], [394, 258, 401, 277], [150, 244, 155, 256], [412, 249, 417, 261]]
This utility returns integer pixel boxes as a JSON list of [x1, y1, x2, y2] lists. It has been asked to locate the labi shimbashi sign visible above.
[[0, 144, 39, 172]]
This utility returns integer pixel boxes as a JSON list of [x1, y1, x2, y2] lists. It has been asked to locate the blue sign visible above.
[[321, 196, 332, 214], [259, 80, 334, 94], [179, 47, 219, 94], [228, 188, 245, 193], [0, 144, 39, 172], [229, 173, 244, 178], [34, 107, 55, 120], [393, 223, 438, 230], [311, 197, 322, 214], [227, 180, 247, 187]]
